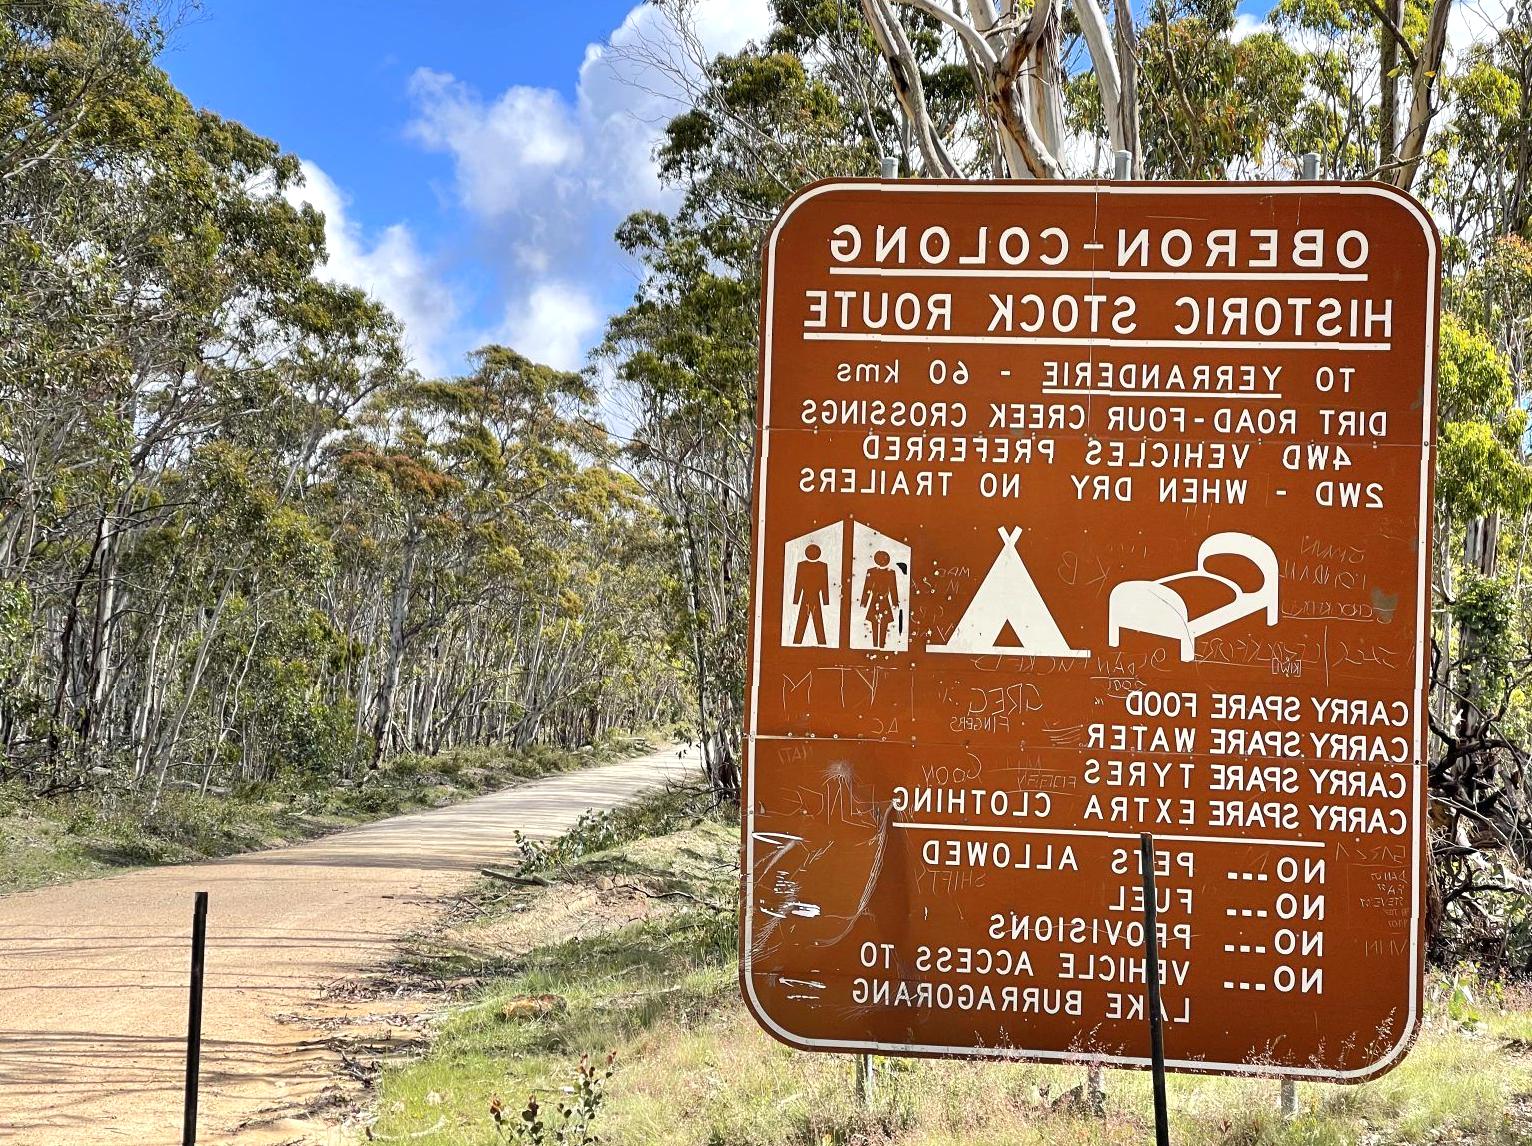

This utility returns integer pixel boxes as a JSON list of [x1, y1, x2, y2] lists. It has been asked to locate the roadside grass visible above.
[[0, 730, 663, 895], [370, 796, 1532, 1146], [391, 780, 735, 987]]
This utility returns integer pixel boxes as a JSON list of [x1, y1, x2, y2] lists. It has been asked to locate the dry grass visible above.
[[584, 996, 1532, 1146], [368, 809, 1532, 1146]]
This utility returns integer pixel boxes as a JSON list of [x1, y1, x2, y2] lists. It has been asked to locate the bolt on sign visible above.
[[741, 181, 1440, 1081]]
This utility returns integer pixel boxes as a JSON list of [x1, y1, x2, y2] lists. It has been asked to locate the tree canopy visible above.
[[0, 0, 684, 803], [603, 0, 1532, 961]]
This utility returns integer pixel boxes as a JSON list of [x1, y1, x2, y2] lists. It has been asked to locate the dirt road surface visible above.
[[0, 747, 701, 1145]]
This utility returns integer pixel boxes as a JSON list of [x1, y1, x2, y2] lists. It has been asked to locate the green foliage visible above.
[[1432, 24, 1532, 241], [514, 781, 729, 876], [1449, 574, 1518, 695], [1437, 862, 1532, 970], [495, 1053, 616, 1145], [1438, 422, 1532, 522], [1134, 1, 1305, 178], [0, 580, 33, 682], [0, 3, 684, 799], [1438, 314, 1521, 426], [1429, 963, 1500, 1031]]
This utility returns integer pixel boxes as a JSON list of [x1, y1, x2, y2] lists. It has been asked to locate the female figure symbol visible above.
[[860, 550, 901, 649]]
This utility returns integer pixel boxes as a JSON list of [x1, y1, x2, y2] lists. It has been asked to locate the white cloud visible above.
[[403, 0, 773, 365], [1232, 9, 1271, 41], [285, 160, 460, 376], [274, 3, 772, 381], [406, 72, 584, 219], [493, 282, 602, 372], [571, 0, 775, 211]]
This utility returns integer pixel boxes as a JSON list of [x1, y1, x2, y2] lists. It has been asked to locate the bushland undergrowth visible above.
[[370, 790, 1532, 1146], [0, 730, 664, 895]]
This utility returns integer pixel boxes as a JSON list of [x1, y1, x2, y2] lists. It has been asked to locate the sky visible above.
[[162, 0, 775, 377], [161, 0, 1410, 380]]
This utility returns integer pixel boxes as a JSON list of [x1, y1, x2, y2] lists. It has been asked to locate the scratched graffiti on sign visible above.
[[741, 181, 1439, 1082]]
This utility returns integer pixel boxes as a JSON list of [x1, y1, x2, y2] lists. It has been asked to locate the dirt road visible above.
[[0, 747, 700, 1145]]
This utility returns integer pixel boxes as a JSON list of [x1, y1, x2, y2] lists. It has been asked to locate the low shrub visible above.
[[513, 781, 730, 876], [0, 731, 666, 893]]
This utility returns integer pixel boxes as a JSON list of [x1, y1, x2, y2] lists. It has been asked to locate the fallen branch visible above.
[[1444, 881, 1520, 907], [337, 1048, 380, 1085], [480, 868, 549, 886], [614, 879, 728, 913]]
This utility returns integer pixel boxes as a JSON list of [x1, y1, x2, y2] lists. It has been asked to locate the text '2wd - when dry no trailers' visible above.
[[741, 181, 1440, 1081]]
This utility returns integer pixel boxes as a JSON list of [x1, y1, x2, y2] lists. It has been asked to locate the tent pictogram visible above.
[[928, 527, 1089, 658]]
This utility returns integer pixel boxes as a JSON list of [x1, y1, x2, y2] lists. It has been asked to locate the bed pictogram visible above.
[[1106, 532, 1279, 662]]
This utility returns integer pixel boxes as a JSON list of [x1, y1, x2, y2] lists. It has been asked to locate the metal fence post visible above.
[[861, 145, 893, 1112], [1282, 146, 1321, 1122], [183, 891, 209, 1146], [1280, 1078, 1299, 1118], [1084, 143, 1135, 1132]]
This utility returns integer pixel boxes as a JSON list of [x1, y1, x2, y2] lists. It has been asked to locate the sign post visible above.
[[742, 180, 1439, 1082], [1140, 833, 1170, 1145]]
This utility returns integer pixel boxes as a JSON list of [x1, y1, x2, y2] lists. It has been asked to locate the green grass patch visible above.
[[396, 782, 737, 987], [372, 910, 738, 1144], [375, 944, 1532, 1145], [0, 730, 663, 895]]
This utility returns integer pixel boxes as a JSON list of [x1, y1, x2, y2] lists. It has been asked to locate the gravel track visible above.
[[0, 747, 701, 1144]]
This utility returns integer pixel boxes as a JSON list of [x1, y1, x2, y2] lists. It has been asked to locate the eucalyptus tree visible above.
[[607, 0, 1532, 941], [858, 0, 1455, 187], [0, 1, 683, 798], [601, 10, 886, 793], [603, 214, 761, 794], [0, 0, 330, 781]]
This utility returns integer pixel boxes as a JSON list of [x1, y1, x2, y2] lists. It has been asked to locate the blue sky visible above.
[[161, 1, 1292, 379], [162, 0, 774, 376], [167, 4, 630, 240]]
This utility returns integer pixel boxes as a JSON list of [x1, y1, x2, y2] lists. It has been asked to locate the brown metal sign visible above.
[[741, 181, 1439, 1082]]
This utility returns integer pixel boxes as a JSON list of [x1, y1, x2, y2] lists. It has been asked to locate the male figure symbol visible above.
[[792, 544, 831, 646], [779, 521, 906, 651]]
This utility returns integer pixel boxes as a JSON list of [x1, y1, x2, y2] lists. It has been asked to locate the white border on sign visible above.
[[740, 180, 1439, 1083]]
